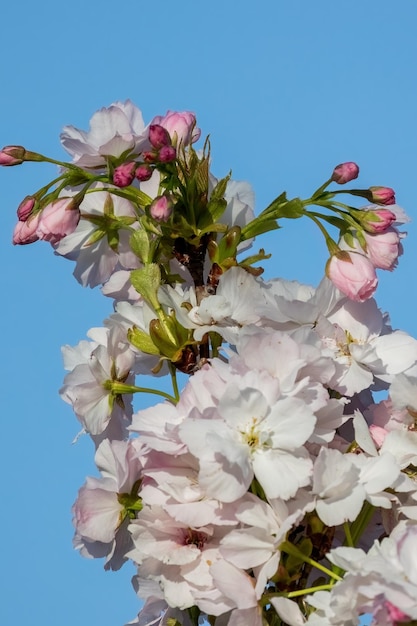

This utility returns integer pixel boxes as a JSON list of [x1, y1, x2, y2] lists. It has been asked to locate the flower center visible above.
[[182, 529, 208, 550]]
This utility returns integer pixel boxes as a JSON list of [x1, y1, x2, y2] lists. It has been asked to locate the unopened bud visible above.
[[368, 186, 396, 206], [113, 161, 136, 187], [149, 124, 171, 150], [13, 212, 41, 245], [0, 145, 26, 166], [142, 150, 158, 163], [149, 195, 173, 222], [331, 162, 360, 184], [17, 196, 36, 221], [361, 208, 397, 233], [158, 145, 176, 163], [135, 164, 153, 182]]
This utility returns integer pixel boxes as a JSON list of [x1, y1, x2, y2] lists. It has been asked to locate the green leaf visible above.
[[239, 248, 271, 266], [127, 326, 160, 355], [198, 222, 228, 236], [172, 213, 199, 239], [130, 264, 161, 309], [107, 229, 120, 252], [195, 154, 210, 196], [130, 229, 151, 264], [258, 190, 287, 216], [241, 218, 280, 240], [198, 172, 231, 229], [149, 311, 191, 361], [85, 228, 107, 246], [207, 229, 242, 265], [275, 197, 304, 219]]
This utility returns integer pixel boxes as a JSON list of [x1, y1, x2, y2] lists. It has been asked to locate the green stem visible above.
[[107, 381, 177, 404], [41, 155, 81, 169], [85, 184, 152, 208], [303, 212, 339, 255], [279, 541, 342, 582], [287, 583, 335, 598], [310, 178, 333, 200], [168, 362, 180, 403], [350, 502, 375, 546], [36, 174, 67, 197], [343, 521, 354, 548]]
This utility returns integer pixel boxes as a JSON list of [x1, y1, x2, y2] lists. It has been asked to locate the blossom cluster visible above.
[[3, 101, 417, 626]]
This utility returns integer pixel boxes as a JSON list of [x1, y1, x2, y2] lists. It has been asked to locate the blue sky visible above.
[[1, 1, 417, 624]]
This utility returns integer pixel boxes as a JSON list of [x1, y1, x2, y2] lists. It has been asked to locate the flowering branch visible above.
[[3, 101, 417, 626]]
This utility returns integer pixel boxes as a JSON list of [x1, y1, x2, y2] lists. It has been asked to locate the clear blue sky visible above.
[[1, 1, 417, 624]]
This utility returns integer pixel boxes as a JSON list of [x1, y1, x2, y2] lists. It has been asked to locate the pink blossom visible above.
[[16, 195, 36, 221], [369, 185, 396, 205], [364, 227, 403, 270], [0, 144, 26, 166], [73, 438, 144, 570], [150, 111, 201, 147], [369, 424, 389, 447], [12, 212, 41, 245], [149, 195, 173, 222], [326, 251, 378, 302], [331, 161, 359, 184], [60, 325, 135, 436], [383, 600, 411, 623], [36, 197, 80, 244], [60, 100, 148, 168], [54, 184, 140, 288]]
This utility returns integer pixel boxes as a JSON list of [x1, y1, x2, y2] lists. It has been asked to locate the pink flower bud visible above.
[[361, 208, 396, 233], [158, 145, 176, 163], [150, 111, 201, 147], [135, 164, 153, 182], [326, 250, 378, 302], [149, 195, 173, 222], [368, 186, 396, 205], [113, 161, 136, 187], [13, 212, 41, 245], [142, 150, 158, 163], [331, 161, 359, 184], [36, 197, 80, 245], [0, 145, 26, 166], [149, 124, 172, 149], [17, 196, 36, 221]]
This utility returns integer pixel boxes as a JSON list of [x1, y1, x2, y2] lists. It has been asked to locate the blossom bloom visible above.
[[36, 198, 80, 244], [60, 100, 148, 168], [54, 184, 140, 287], [326, 250, 378, 301], [364, 227, 403, 270]]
